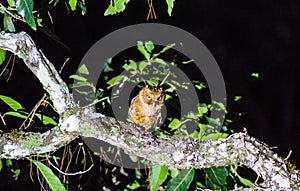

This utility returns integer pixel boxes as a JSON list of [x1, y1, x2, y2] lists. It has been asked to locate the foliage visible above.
[[204, 166, 228, 190], [150, 165, 168, 191], [101, 41, 229, 140], [69, 64, 106, 103], [165, 168, 194, 191], [15, 0, 36, 30], [33, 161, 67, 191], [0, 49, 6, 66], [0, 159, 21, 180], [0, 95, 57, 126], [104, 0, 175, 16], [251, 72, 259, 78]]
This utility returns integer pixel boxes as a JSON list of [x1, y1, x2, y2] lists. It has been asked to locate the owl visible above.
[[127, 86, 165, 130]]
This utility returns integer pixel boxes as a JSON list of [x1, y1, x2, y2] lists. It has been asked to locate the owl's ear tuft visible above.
[[143, 80, 148, 88]]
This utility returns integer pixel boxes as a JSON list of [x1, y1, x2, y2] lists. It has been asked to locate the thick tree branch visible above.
[[0, 32, 76, 114], [0, 31, 299, 190]]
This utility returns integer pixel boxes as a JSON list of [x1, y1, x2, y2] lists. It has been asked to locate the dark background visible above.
[[1, 0, 299, 190]]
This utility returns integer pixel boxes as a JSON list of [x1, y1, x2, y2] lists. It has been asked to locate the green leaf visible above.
[[74, 89, 89, 95], [4, 111, 28, 119], [238, 176, 253, 187], [166, 0, 175, 16], [165, 94, 172, 101], [0, 49, 6, 65], [160, 43, 176, 54], [126, 180, 141, 190], [204, 167, 228, 189], [78, 1, 87, 15], [225, 119, 232, 123], [152, 43, 176, 58], [206, 117, 221, 126], [103, 58, 113, 72], [202, 133, 228, 141], [77, 81, 92, 87], [251, 72, 259, 78], [123, 60, 137, 71], [7, 0, 16, 7], [234, 96, 242, 102], [154, 58, 167, 65], [135, 168, 142, 179], [170, 168, 179, 178], [37, 18, 43, 27], [146, 78, 160, 87], [195, 82, 206, 90], [229, 165, 254, 187], [78, 64, 89, 75], [0, 7, 4, 14], [139, 61, 149, 72], [0, 160, 3, 171], [69, 74, 87, 81], [33, 161, 67, 191], [182, 59, 193, 65], [213, 101, 227, 113], [150, 165, 168, 191], [145, 41, 155, 54], [6, 159, 12, 167], [166, 168, 194, 191], [137, 41, 150, 60], [0, 95, 24, 111], [222, 125, 228, 131], [35, 114, 57, 125], [11, 168, 20, 180], [104, 0, 130, 16], [196, 181, 206, 189], [16, 0, 36, 30], [3, 14, 16, 32], [53, 0, 60, 6], [198, 123, 208, 140], [69, 0, 77, 11], [198, 103, 208, 116], [106, 75, 126, 86], [168, 118, 180, 130]]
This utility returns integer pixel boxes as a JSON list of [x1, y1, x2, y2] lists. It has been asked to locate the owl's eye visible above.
[[146, 95, 151, 100]]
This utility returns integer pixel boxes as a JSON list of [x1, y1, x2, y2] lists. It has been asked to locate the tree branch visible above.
[[0, 31, 299, 190], [0, 31, 76, 114]]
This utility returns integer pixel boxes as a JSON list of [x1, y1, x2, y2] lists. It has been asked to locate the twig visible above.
[[48, 158, 94, 176], [146, 0, 157, 20], [6, 54, 15, 82], [19, 94, 48, 130], [0, 3, 26, 23], [0, 54, 12, 78], [59, 58, 70, 74]]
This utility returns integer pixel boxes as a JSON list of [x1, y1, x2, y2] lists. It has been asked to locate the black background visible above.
[[1, 0, 300, 190]]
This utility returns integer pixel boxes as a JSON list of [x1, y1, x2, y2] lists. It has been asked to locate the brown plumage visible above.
[[127, 86, 165, 130]]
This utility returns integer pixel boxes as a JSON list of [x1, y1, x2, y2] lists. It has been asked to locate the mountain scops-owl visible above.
[[127, 86, 165, 130]]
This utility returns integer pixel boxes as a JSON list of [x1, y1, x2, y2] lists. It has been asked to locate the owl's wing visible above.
[[152, 111, 162, 129]]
